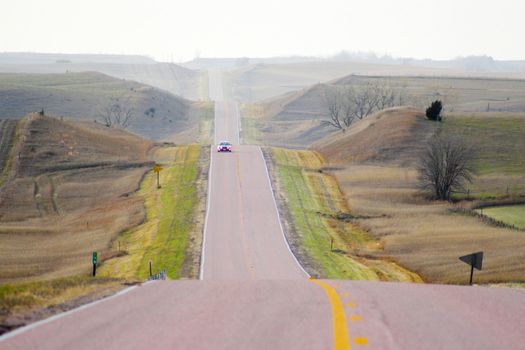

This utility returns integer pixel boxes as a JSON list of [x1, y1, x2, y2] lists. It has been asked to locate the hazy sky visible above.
[[1, 0, 524, 62]]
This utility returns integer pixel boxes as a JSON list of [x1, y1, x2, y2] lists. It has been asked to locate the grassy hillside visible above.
[[100, 145, 206, 280], [230, 61, 461, 102], [268, 148, 421, 282], [242, 75, 525, 148], [0, 72, 213, 142], [0, 53, 208, 100], [315, 107, 434, 165], [333, 75, 525, 113], [0, 114, 154, 282], [0, 116, 208, 330], [314, 108, 525, 284]]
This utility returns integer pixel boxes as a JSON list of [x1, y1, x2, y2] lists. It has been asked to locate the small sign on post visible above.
[[153, 164, 163, 189], [92, 251, 98, 277], [459, 251, 483, 285]]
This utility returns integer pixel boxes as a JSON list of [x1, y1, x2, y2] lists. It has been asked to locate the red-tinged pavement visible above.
[[2, 280, 525, 349]]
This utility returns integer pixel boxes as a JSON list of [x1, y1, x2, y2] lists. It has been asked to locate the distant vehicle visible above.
[[217, 141, 232, 152]]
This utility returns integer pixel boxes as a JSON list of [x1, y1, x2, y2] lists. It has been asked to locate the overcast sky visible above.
[[1, 0, 523, 62]]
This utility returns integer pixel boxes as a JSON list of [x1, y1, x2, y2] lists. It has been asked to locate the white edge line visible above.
[[0, 282, 149, 342], [199, 146, 213, 280], [258, 146, 310, 278]]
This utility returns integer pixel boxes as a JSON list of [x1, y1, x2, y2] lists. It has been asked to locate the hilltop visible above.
[[0, 53, 207, 100], [0, 72, 213, 142], [243, 83, 335, 148], [230, 61, 463, 102], [315, 107, 433, 165], [242, 73, 525, 148]]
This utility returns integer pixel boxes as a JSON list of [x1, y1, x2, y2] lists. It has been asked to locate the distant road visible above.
[[201, 71, 305, 279], [1, 71, 525, 350]]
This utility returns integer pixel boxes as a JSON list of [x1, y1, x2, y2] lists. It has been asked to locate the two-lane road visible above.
[[1, 70, 525, 350], [202, 69, 305, 280]]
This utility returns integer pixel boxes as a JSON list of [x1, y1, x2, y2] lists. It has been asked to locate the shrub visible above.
[[426, 100, 443, 121]]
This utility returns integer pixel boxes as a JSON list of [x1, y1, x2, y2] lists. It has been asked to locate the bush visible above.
[[426, 100, 443, 121]]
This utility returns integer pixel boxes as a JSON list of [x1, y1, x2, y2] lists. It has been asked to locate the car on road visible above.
[[217, 141, 232, 152]]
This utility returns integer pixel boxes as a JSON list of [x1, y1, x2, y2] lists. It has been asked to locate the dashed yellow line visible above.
[[310, 279, 351, 350], [354, 337, 369, 346]]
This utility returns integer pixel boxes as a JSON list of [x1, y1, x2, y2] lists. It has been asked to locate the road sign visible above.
[[154, 164, 163, 188], [459, 251, 483, 270], [459, 251, 483, 285], [153, 164, 163, 173], [92, 251, 98, 277]]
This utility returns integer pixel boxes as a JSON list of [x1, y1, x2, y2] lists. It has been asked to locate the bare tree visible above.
[[321, 86, 346, 130], [322, 80, 410, 130], [98, 103, 134, 129], [418, 134, 476, 201]]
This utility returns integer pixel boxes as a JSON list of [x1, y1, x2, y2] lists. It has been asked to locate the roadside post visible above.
[[153, 164, 163, 189], [92, 251, 98, 277], [459, 251, 483, 285], [149, 260, 153, 277]]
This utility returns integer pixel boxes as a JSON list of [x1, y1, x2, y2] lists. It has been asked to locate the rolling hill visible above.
[[0, 114, 154, 282], [315, 107, 434, 165], [0, 53, 207, 100], [242, 83, 336, 148], [230, 61, 463, 102], [0, 72, 213, 142], [310, 107, 525, 284], [242, 74, 525, 148]]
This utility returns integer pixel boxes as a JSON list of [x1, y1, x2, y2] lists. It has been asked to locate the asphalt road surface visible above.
[[1, 71, 525, 350]]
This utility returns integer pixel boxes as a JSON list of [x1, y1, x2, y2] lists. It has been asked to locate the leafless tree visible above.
[[417, 134, 476, 201], [98, 103, 134, 129], [323, 81, 409, 130], [321, 86, 346, 130]]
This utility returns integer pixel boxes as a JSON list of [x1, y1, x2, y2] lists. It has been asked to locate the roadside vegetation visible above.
[[100, 145, 205, 280], [0, 116, 207, 330], [314, 108, 525, 284], [269, 147, 422, 282], [0, 276, 123, 333]]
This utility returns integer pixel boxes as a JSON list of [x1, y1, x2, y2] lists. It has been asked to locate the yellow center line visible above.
[[310, 279, 351, 350]]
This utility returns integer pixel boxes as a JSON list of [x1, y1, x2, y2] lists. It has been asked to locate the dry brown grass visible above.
[[0, 114, 154, 283], [334, 164, 525, 284], [0, 72, 213, 142], [270, 148, 421, 282], [242, 73, 525, 148], [315, 107, 434, 165]]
